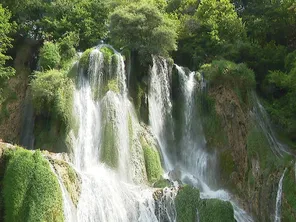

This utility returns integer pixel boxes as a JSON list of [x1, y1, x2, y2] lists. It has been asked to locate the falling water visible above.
[[47, 160, 77, 222], [148, 60, 253, 222], [65, 46, 175, 222], [251, 92, 291, 157], [148, 56, 174, 171], [274, 168, 287, 222], [175, 65, 215, 185]]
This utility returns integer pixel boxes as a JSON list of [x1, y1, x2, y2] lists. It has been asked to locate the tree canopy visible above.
[[109, 2, 179, 58]]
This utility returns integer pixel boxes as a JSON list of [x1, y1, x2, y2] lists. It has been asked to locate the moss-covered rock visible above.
[[105, 79, 120, 94], [141, 136, 162, 183], [100, 46, 114, 65], [219, 149, 235, 184], [282, 163, 296, 221], [79, 48, 93, 69], [3, 147, 64, 222], [198, 199, 235, 222], [51, 159, 81, 207], [100, 119, 118, 168], [175, 185, 235, 222], [153, 178, 171, 188], [175, 186, 200, 222]]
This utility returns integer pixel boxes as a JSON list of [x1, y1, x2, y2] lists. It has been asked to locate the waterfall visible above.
[[47, 160, 77, 222], [66, 46, 176, 222], [20, 87, 35, 149], [148, 56, 174, 171], [274, 168, 287, 222], [175, 65, 216, 185], [251, 92, 291, 157], [148, 59, 253, 222]]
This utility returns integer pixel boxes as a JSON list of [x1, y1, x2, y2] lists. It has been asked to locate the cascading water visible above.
[[251, 92, 291, 157], [148, 56, 174, 171], [149, 59, 253, 222], [274, 168, 287, 222], [60, 46, 176, 222]]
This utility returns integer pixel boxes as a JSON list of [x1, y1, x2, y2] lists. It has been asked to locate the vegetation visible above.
[[141, 137, 162, 183], [39, 42, 61, 71], [109, 1, 178, 59], [175, 185, 234, 222], [3, 148, 64, 222], [0, 5, 15, 102], [31, 69, 74, 127]]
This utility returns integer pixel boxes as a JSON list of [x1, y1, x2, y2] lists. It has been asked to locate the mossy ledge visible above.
[[1, 144, 64, 222], [175, 185, 235, 222], [140, 136, 162, 183]]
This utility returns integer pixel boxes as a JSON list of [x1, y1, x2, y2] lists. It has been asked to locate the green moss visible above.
[[282, 165, 296, 221], [3, 148, 64, 222], [198, 199, 235, 222], [141, 137, 162, 183], [105, 79, 120, 93], [153, 178, 170, 188], [100, 119, 119, 169], [198, 94, 228, 149], [246, 125, 276, 170], [79, 48, 93, 69], [219, 150, 235, 180], [128, 114, 133, 151], [175, 186, 200, 222], [100, 46, 114, 65], [176, 185, 235, 222]]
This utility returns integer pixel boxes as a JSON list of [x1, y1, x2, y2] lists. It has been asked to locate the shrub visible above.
[[201, 60, 255, 92], [30, 69, 74, 128], [3, 148, 64, 222], [39, 42, 61, 70]]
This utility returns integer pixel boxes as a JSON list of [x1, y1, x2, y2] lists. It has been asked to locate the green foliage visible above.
[[109, 2, 178, 58], [57, 32, 79, 61], [266, 58, 296, 140], [175, 0, 246, 68], [3, 148, 64, 222], [141, 137, 162, 183], [0, 5, 15, 101], [175, 185, 200, 222], [39, 42, 61, 71], [2, 0, 109, 49], [30, 69, 74, 128], [198, 199, 235, 222], [202, 60, 255, 93]]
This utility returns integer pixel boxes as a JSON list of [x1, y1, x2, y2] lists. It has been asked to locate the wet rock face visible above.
[[209, 86, 248, 185]]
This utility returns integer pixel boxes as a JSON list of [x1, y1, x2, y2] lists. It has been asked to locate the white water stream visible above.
[[149, 60, 253, 222], [274, 168, 287, 222], [59, 47, 171, 222]]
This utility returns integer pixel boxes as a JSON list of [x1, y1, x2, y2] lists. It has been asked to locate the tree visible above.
[[109, 2, 178, 58], [174, 0, 246, 69], [0, 4, 15, 93]]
